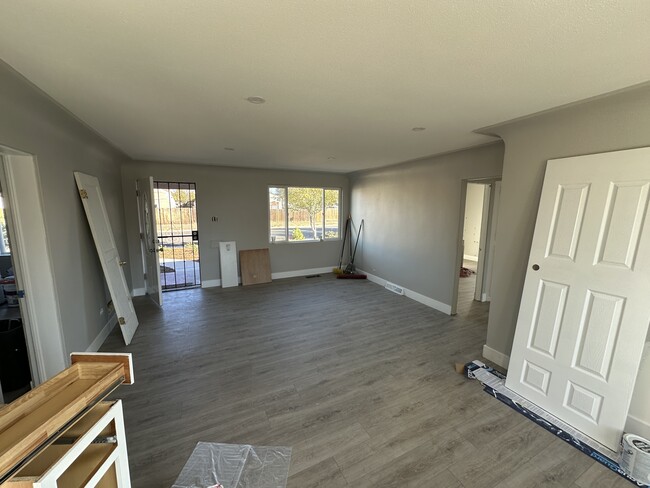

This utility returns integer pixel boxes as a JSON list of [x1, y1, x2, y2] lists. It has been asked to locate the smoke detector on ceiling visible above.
[[246, 96, 266, 104]]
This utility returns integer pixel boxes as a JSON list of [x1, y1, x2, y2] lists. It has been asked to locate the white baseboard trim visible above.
[[86, 313, 117, 352], [359, 269, 452, 315], [272, 266, 334, 280], [201, 279, 222, 288], [625, 414, 650, 439], [202, 267, 335, 289], [132, 287, 146, 297], [463, 255, 478, 262], [482, 344, 510, 369]]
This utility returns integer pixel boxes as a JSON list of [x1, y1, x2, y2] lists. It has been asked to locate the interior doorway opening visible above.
[[0, 146, 67, 404], [452, 178, 501, 316], [0, 178, 31, 403], [153, 181, 201, 291]]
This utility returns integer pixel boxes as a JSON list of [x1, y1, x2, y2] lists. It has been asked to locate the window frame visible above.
[[268, 185, 341, 244], [0, 195, 10, 255]]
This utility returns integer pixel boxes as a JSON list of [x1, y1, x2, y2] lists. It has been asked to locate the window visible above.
[[0, 195, 9, 255], [269, 186, 340, 242]]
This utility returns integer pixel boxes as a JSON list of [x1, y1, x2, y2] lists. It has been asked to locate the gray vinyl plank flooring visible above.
[[100, 274, 627, 487]]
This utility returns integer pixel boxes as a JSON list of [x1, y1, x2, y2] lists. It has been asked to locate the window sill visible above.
[[269, 239, 340, 245]]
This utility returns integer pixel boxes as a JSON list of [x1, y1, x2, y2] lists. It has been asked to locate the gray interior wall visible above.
[[349, 142, 504, 309], [0, 60, 130, 354], [485, 84, 650, 430], [122, 160, 349, 291]]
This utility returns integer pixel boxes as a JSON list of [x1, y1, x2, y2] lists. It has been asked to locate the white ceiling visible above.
[[1, 1, 650, 173]]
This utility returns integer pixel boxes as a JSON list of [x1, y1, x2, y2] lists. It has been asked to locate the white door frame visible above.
[[451, 176, 501, 315], [482, 181, 502, 302], [474, 184, 492, 301], [136, 177, 162, 306], [0, 147, 67, 385]]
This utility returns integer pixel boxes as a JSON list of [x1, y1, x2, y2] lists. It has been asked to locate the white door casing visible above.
[[0, 153, 67, 382], [137, 177, 162, 307], [483, 181, 502, 302], [475, 184, 491, 301], [506, 148, 650, 450], [74, 172, 139, 345]]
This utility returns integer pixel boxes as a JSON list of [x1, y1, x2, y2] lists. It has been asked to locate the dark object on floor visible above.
[[305, 274, 321, 278], [344, 219, 364, 274], [468, 363, 645, 487], [334, 215, 352, 274], [0, 318, 31, 391], [337, 273, 367, 279], [460, 266, 475, 278]]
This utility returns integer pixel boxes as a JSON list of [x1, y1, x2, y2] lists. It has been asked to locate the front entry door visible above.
[[154, 181, 200, 290], [75, 172, 139, 345], [506, 148, 650, 450]]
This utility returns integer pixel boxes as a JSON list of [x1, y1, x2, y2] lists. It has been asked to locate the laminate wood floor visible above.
[[457, 259, 478, 315], [101, 275, 628, 487]]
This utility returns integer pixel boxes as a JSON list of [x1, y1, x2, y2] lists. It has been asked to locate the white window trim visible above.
[[268, 186, 341, 244]]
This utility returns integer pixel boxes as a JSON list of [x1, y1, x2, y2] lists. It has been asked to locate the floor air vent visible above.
[[385, 282, 405, 295]]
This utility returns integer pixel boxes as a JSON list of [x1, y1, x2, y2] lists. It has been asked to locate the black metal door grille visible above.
[[153, 181, 200, 290]]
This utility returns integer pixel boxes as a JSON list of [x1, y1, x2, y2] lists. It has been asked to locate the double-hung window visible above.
[[269, 186, 340, 242]]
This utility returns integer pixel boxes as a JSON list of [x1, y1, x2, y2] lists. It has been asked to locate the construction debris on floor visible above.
[[334, 216, 367, 279], [459, 266, 475, 277], [464, 360, 650, 487], [172, 442, 292, 488]]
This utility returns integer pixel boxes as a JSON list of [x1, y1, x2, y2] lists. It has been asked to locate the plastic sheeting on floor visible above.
[[172, 442, 292, 488]]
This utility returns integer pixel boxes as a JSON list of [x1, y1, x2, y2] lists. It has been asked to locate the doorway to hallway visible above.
[[452, 178, 501, 316], [153, 181, 201, 290]]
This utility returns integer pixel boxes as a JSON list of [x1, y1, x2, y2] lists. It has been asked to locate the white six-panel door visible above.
[[506, 147, 650, 450], [75, 172, 139, 345], [137, 177, 162, 307]]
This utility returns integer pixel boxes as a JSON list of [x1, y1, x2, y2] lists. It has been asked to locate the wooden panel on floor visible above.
[[239, 248, 272, 286]]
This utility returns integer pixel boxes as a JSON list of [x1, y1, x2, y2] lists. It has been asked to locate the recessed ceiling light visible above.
[[246, 96, 266, 104], [412, 127, 426, 131], [224, 147, 235, 151]]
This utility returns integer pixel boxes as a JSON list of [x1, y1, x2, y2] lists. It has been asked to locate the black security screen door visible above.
[[153, 181, 200, 290]]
